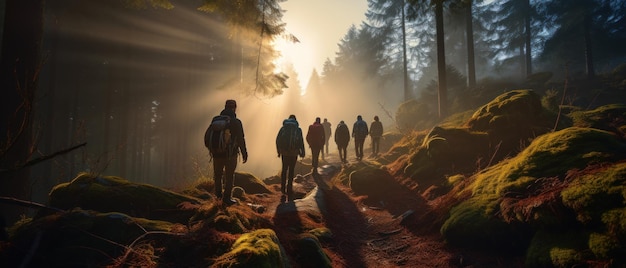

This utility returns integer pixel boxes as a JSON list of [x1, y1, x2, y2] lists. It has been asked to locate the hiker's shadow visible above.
[[314, 173, 369, 268]]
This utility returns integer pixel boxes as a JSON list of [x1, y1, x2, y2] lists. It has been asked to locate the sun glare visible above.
[[272, 37, 313, 91]]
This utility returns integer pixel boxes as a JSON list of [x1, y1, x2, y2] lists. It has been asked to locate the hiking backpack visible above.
[[355, 120, 368, 138], [204, 115, 232, 156], [277, 122, 301, 154]]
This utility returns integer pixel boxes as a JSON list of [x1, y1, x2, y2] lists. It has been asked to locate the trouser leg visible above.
[[213, 158, 226, 198], [222, 157, 238, 201]]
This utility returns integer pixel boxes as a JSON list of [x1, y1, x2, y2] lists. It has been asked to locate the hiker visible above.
[[352, 115, 368, 161], [306, 117, 325, 175], [276, 115, 305, 202], [334, 120, 350, 163], [369, 115, 383, 155], [205, 99, 248, 205], [321, 118, 332, 158]]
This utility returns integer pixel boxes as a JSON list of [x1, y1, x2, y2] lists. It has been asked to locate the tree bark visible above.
[[524, 0, 532, 77], [583, 12, 595, 79], [465, 1, 476, 88], [401, 1, 411, 101], [435, 1, 447, 118], [0, 0, 44, 223]]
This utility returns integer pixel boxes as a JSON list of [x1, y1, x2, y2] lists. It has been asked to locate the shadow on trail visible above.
[[313, 172, 369, 268]]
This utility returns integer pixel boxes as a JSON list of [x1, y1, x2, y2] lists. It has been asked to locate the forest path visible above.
[[264, 154, 520, 267]]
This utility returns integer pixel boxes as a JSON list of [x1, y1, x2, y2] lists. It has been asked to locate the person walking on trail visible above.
[[321, 118, 332, 158], [306, 117, 325, 175], [369, 115, 383, 156], [334, 120, 350, 163], [276, 115, 305, 202], [352, 115, 368, 161], [204, 99, 248, 206]]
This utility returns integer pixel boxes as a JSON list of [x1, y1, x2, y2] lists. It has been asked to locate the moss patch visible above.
[[3, 210, 177, 267], [212, 229, 286, 268], [47, 173, 201, 224]]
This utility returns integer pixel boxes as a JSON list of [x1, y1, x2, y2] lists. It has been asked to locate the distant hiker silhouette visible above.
[[352, 115, 368, 161], [276, 115, 305, 202], [369, 115, 383, 156], [306, 117, 325, 175], [334, 120, 350, 163], [204, 99, 248, 205], [322, 118, 332, 158]]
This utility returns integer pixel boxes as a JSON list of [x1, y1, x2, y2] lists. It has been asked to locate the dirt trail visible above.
[[265, 156, 521, 268]]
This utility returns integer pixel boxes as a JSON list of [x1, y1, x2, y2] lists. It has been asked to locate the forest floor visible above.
[[251, 154, 525, 268]]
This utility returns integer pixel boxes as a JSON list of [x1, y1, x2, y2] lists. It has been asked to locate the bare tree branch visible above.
[[0, 142, 86, 174]]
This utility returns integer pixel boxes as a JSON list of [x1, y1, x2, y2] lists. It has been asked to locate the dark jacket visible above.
[[334, 122, 350, 147], [218, 109, 248, 159], [370, 120, 383, 138]]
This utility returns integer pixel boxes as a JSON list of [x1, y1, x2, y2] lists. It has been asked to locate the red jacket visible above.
[[306, 122, 325, 148]]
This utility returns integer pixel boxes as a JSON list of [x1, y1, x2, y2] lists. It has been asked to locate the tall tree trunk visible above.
[[519, 44, 525, 79], [401, 1, 411, 101], [465, 0, 476, 88], [0, 0, 44, 223], [583, 12, 595, 79], [523, 0, 532, 77], [435, 1, 447, 118]]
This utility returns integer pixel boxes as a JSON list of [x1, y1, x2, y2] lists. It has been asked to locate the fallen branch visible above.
[[0, 142, 86, 174], [0, 196, 64, 212]]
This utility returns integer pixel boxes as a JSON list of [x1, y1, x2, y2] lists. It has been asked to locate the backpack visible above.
[[204, 115, 232, 156], [354, 120, 368, 138], [277, 122, 301, 154]]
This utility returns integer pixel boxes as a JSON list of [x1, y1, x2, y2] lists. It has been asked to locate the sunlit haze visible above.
[[275, 0, 368, 90]]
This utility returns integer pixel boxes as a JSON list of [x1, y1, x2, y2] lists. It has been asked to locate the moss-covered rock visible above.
[[234, 172, 272, 194], [467, 89, 552, 159], [347, 162, 395, 200], [437, 124, 626, 266], [47, 173, 201, 224], [295, 233, 332, 268], [211, 229, 287, 268], [568, 103, 626, 134], [1, 209, 177, 267], [398, 126, 491, 191], [525, 229, 588, 267]]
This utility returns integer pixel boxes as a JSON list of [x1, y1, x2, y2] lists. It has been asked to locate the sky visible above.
[[274, 0, 369, 90]]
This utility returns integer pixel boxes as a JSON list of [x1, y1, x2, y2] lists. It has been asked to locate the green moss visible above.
[[212, 229, 285, 268], [47, 172, 200, 223], [588, 232, 621, 259], [561, 162, 626, 224], [234, 172, 271, 194], [5, 209, 176, 267], [471, 127, 626, 198], [308, 227, 333, 243], [296, 233, 332, 268], [468, 89, 543, 132], [526, 229, 588, 267], [443, 126, 626, 254], [568, 104, 626, 131]]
